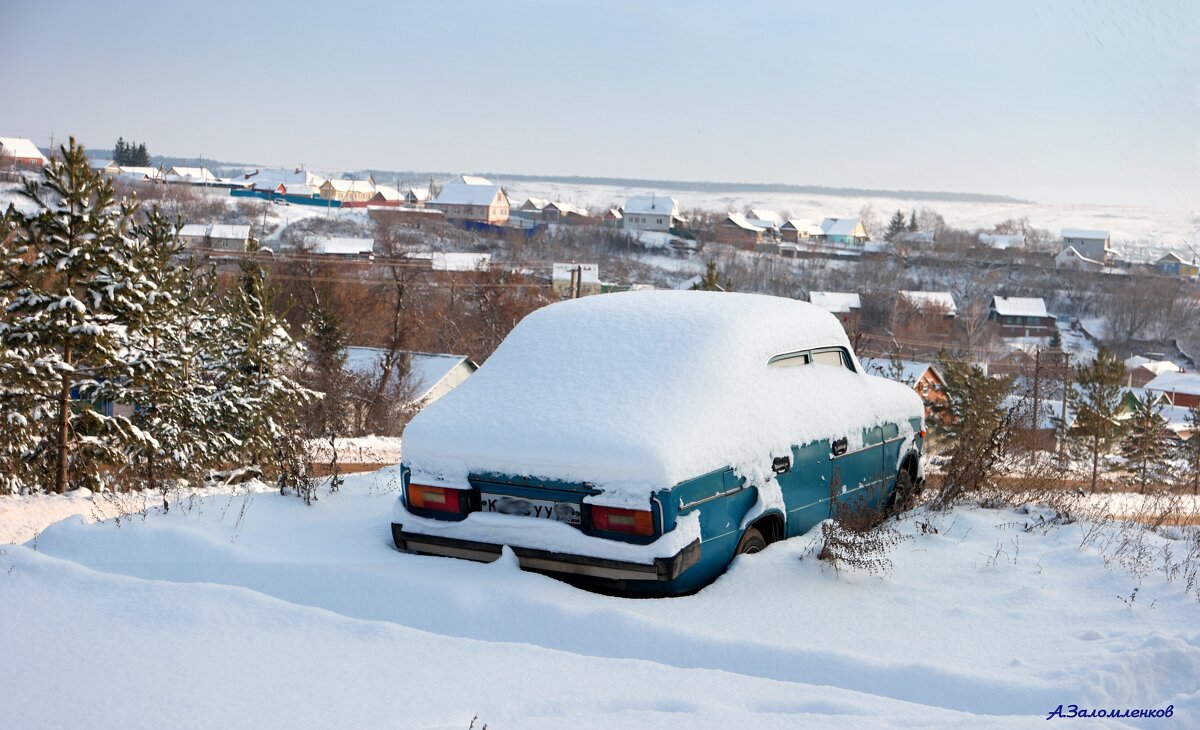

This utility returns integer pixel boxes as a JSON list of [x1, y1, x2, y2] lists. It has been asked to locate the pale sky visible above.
[[4, 0, 1198, 207]]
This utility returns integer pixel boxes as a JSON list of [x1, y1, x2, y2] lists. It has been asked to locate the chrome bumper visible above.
[[391, 524, 701, 582]]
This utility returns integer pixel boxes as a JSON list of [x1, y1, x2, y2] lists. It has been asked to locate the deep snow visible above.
[[2, 468, 1198, 728]]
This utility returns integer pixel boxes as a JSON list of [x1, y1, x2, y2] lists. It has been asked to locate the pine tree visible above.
[[933, 360, 1016, 505], [885, 210, 907, 241], [209, 249, 319, 500], [303, 301, 351, 493], [0, 204, 39, 493], [113, 137, 128, 165], [133, 143, 150, 167], [908, 209, 918, 232], [691, 259, 731, 291], [1120, 399, 1173, 493], [1068, 347, 1127, 492], [1048, 327, 1063, 350], [3, 138, 162, 492]]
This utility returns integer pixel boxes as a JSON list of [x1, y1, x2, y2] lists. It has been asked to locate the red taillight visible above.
[[408, 483, 465, 514], [590, 505, 654, 536]]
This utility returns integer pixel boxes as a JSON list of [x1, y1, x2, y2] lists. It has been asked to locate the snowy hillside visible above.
[[3, 468, 1197, 728]]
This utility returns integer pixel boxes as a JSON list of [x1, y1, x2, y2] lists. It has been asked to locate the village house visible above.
[[178, 223, 253, 252], [520, 197, 550, 213], [860, 358, 948, 421], [820, 217, 869, 245], [320, 178, 377, 203], [552, 263, 601, 297], [370, 185, 403, 204], [0, 137, 49, 169], [603, 208, 623, 227], [808, 291, 862, 332], [1061, 228, 1114, 264], [431, 252, 492, 272], [403, 187, 431, 207], [988, 296, 1056, 338], [1124, 355, 1182, 388], [746, 209, 782, 232], [308, 236, 375, 261], [1156, 252, 1199, 278], [780, 219, 824, 243], [1144, 371, 1200, 409], [541, 201, 591, 222], [713, 212, 765, 249], [622, 194, 680, 232], [166, 167, 219, 184], [428, 176, 510, 224]]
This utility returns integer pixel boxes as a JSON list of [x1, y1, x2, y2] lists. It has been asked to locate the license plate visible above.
[[479, 493, 581, 524]]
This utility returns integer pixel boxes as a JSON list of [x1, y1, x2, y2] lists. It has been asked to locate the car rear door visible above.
[[776, 440, 832, 537]]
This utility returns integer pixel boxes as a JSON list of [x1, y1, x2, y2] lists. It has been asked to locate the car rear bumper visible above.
[[391, 523, 701, 582]]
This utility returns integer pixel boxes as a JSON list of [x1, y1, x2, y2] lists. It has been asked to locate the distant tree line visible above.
[[112, 137, 151, 166]]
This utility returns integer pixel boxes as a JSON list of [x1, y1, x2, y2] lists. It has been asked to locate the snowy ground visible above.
[[3, 467, 1198, 728]]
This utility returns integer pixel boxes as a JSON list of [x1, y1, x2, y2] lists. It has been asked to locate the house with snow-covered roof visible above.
[[780, 219, 823, 243], [0, 137, 49, 169], [1123, 356, 1182, 388], [541, 201, 591, 222], [622, 194, 680, 232], [1156, 252, 1199, 278], [520, 197, 550, 212], [320, 178, 377, 203], [820, 217, 868, 245], [178, 224, 253, 252], [713, 212, 766, 249], [343, 346, 478, 427], [1054, 246, 1105, 272], [1061, 228, 1113, 264], [166, 167, 219, 184], [429, 177, 509, 224], [746, 209, 782, 229], [988, 296, 1055, 338], [1144, 371, 1200, 409]]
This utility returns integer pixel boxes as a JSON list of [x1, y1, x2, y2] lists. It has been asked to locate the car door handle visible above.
[[772, 456, 791, 474], [832, 438, 848, 457]]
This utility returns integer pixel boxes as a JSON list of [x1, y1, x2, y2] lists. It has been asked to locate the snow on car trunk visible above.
[[402, 291, 922, 507]]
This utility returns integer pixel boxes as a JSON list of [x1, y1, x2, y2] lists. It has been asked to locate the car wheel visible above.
[[735, 526, 767, 555], [887, 469, 919, 515]]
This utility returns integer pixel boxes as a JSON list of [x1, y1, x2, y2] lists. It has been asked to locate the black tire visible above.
[[886, 469, 919, 515], [735, 526, 767, 556]]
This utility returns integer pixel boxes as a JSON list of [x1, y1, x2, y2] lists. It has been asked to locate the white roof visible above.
[[207, 224, 251, 240], [89, 158, 117, 170], [1145, 371, 1200, 398], [623, 194, 679, 217], [432, 252, 491, 272], [344, 347, 474, 404], [434, 181, 504, 207], [978, 233, 1025, 249], [522, 197, 550, 210], [605, 208, 623, 219], [808, 291, 861, 314], [552, 263, 600, 283], [119, 166, 163, 179], [454, 175, 493, 186], [168, 167, 217, 182], [782, 218, 824, 236], [990, 296, 1050, 318], [373, 185, 403, 201], [405, 187, 431, 202], [402, 291, 922, 506], [899, 291, 957, 314], [545, 201, 589, 216], [0, 137, 48, 163], [1055, 246, 1104, 266], [821, 217, 864, 237], [178, 223, 210, 238], [1158, 252, 1189, 264], [325, 179, 376, 193], [314, 236, 374, 256], [722, 212, 762, 231], [1061, 228, 1109, 240], [747, 208, 783, 226]]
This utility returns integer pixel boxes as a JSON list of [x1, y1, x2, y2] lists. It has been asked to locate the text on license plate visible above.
[[479, 493, 581, 524]]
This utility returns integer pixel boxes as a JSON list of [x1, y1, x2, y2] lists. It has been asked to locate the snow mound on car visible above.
[[403, 290, 922, 506]]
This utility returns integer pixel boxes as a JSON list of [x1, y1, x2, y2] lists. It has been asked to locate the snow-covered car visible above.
[[392, 291, 925, 595]]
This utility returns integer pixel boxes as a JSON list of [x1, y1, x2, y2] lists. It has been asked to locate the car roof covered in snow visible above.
[[402, 291, 922, 505]]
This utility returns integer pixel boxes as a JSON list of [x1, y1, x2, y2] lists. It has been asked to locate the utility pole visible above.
[[1032, 347, 1041, 432], [570, 265, 582, 299], [1058, 352, 1071, 460]]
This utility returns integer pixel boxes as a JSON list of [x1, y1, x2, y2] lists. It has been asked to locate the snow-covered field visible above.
[[3, 467, 1198, 728]]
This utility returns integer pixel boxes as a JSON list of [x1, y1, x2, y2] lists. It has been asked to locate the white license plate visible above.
[[479, 493, 581, 524]]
